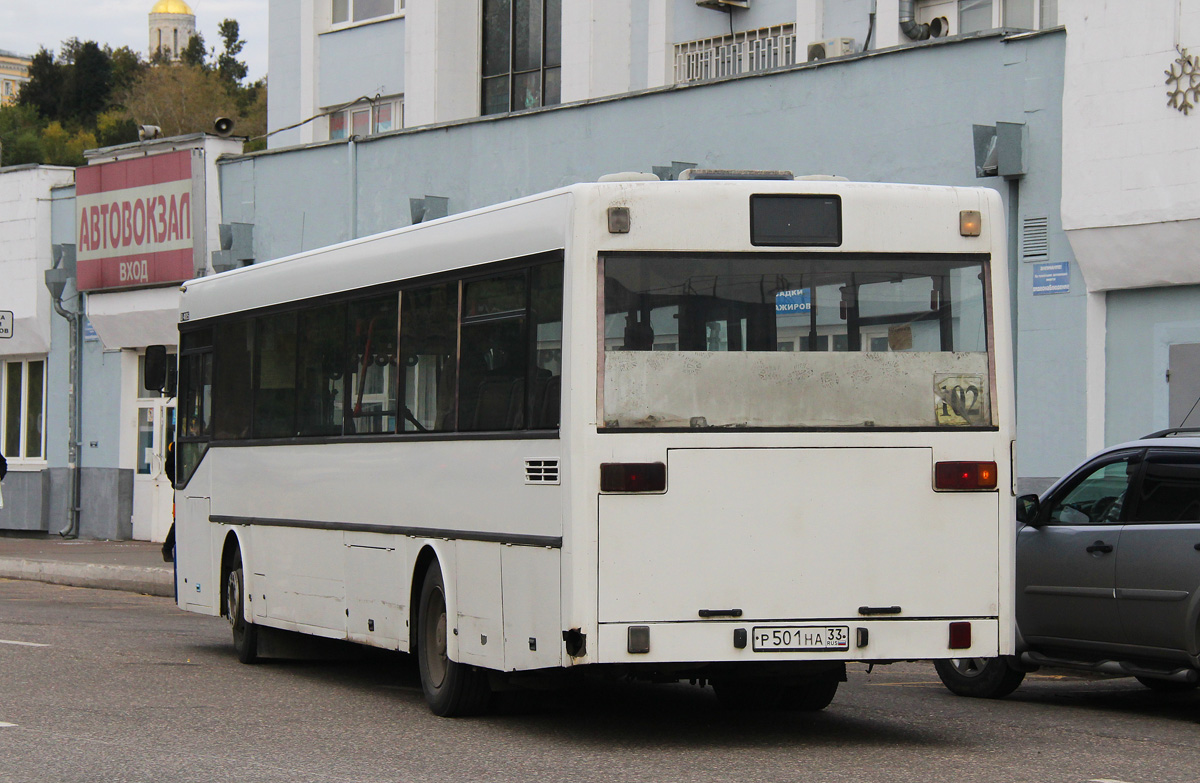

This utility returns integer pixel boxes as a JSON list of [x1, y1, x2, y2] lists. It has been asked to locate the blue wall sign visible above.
[[1033, 262, 1070, 296], [775, 288, 811, 314]]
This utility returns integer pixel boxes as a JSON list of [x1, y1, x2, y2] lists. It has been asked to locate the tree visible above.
[[216, 19, 248, 87], [39, 121, 97, 166], [67, 41, 113, 125], [119, 63, 244, 137], [108, 46, 148, 93], [18, 48, 63, 119], [0, 104, 45, 166], [180, 33, 207, 69]]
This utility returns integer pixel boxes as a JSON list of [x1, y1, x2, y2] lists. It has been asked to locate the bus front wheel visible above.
[[416, 562, 490, 717], [225, 550, 258, 664]]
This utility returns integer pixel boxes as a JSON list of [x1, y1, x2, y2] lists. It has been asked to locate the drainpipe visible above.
[[45, 268, 83, 539], [898, 0, 931, 40]]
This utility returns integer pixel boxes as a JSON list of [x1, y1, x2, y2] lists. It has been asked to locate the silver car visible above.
[[937, 429, 1200, 698]]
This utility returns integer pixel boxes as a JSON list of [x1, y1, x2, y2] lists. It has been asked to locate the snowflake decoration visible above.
[[1165, 46, 1200, 115]]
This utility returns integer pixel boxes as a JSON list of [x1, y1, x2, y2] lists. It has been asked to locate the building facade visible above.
[[0, 135, 242, 541], [0, 48, 31, 107], [252, 0, 1074, 490]]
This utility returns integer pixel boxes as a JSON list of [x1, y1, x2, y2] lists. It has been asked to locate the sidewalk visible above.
[[0, 536, 174, 597]]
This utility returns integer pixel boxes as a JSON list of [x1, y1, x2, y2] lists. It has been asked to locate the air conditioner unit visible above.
[[807, 37, 857, 61], [696, 0, 750, 10]]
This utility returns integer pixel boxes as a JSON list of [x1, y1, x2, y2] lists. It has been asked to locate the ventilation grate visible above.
[[1022, 216, 1049, 259], [525, 459, 560, 485]]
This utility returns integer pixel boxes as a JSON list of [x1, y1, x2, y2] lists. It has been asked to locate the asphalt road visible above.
[[1, 579, 1197, 783]]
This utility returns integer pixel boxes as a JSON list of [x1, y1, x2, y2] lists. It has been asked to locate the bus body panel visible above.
[[207, 440, 563, 543], [597, 445, 1000, 626]]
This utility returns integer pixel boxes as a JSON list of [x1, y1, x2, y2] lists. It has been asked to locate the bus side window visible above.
[[530, 261, 563, 429], [459, 272, 528, 432], [401, 283, 459, 432]]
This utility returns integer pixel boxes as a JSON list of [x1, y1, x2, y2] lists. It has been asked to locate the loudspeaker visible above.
[[138, 125, 162, 141], [214, 117, 235, 137]]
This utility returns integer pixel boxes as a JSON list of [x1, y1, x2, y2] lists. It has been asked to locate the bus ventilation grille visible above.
[[524, 459, 560, 485]]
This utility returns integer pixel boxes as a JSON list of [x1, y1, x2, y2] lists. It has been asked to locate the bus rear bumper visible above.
[[594, 617, 1002, 665]]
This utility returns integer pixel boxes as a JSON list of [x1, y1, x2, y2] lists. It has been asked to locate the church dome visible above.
[[150, 0, 194, 15]]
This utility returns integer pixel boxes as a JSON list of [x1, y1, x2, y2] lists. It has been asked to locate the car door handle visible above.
[[1086, 541, 1114, 554]]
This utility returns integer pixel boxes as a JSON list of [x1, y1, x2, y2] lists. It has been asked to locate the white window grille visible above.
[[674, 24, 796, 84]]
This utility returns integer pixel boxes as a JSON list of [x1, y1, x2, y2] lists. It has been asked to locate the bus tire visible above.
[[712, 680, 783, 710], [934, 657, 1024, 699], [225, 550, 258, 664], [417, 562, 490, 717], [779, 673, 840, 711]]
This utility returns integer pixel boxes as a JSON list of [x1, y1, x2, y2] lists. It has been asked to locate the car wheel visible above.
[[934, 657, 1024, 699], [1134, 676, 1199, 693]]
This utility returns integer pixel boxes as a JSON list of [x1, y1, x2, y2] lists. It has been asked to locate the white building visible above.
[[0, 164, 76, 532], [1059, 0, 1200, 449]]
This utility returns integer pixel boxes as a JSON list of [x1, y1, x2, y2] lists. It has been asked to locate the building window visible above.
[[328, 96, 403, 139], [331, 0, 402, 27], [1, 358, 46, 461], [482, 0, 562, 116]]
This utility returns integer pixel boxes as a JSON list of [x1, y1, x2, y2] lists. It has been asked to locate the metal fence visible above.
[[674, 24, 797, 84]]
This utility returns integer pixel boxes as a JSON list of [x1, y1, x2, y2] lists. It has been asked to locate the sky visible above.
[[0, 0, 269, 82]]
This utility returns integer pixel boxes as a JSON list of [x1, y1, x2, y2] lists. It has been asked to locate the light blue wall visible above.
[[1105, 285, 1200, 446], [44, 184, 131, 538], [267, 0, 304, 148], [220, 31, 1070, 483], [673, 0, 797, 43], [318, 18, 406, 108]]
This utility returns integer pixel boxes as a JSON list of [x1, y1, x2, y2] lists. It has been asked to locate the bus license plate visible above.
[[752, 625, 850, 652]]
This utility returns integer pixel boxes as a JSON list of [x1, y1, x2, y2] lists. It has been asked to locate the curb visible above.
[[0, 558, 174, 598]]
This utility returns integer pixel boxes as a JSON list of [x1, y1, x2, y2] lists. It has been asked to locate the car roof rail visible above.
[[1141, 427, 1200, 439]]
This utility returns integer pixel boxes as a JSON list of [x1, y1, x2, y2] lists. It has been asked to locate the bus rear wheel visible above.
[[934, 657, 1024, 698], [417, 562, 490, 717], [779, 673, 841, 711], [225, 550, 258, 664]]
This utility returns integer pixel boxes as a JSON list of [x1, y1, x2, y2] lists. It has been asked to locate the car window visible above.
[[1045, 457, 1136, 526], [1129, 450, 1200, 523]]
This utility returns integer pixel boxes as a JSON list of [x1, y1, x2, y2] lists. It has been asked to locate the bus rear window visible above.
[[601, 252, 992, 430]]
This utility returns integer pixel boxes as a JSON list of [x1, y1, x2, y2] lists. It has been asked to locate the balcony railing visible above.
[[674, 24, 797, 84]]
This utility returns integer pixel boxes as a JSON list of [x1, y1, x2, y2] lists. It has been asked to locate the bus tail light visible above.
[[934, 461, 998, 491], [601, 462, 666, 493], [949, 621, 971, 649]]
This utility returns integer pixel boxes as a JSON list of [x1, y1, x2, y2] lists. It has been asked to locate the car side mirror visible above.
[[1016, 494, 1041, 526]]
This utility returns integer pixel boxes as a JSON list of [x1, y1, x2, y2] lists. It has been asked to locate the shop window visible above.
[[1, 358, 46, 461], [482, 0, 561, 115]]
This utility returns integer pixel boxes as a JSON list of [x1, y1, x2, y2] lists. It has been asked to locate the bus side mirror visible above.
[[1016, 494, 1040, 526], [144, 345, 176, 396]]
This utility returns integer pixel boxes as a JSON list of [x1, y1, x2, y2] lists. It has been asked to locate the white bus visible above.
[[163, 172, 1015, 716]]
